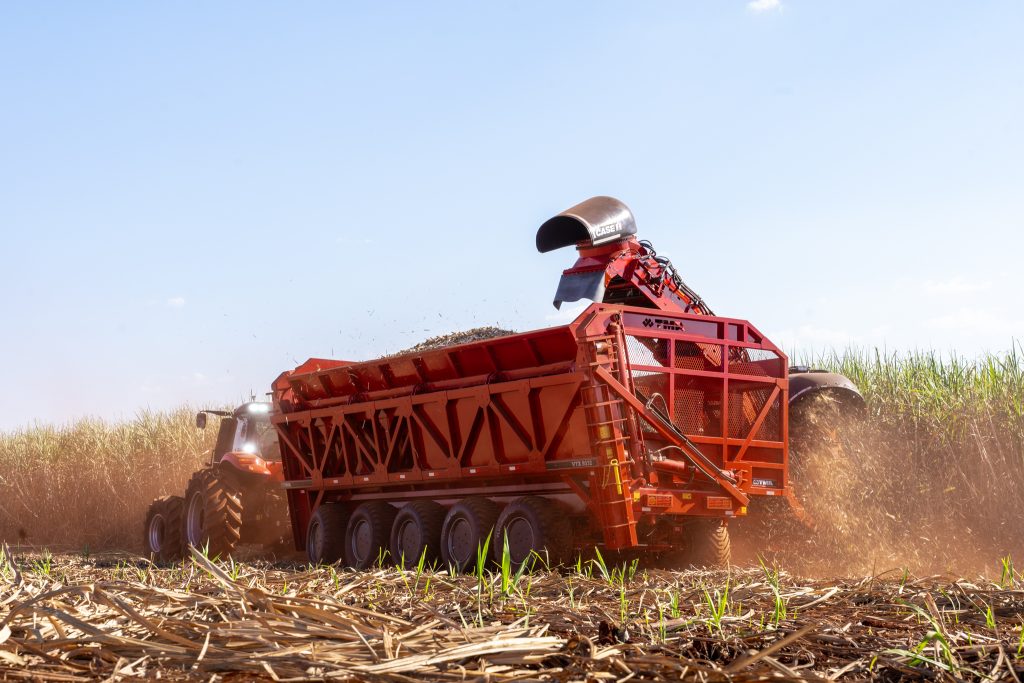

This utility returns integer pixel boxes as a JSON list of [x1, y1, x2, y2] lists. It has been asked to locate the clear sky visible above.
[[1, 2, 1021, 430]]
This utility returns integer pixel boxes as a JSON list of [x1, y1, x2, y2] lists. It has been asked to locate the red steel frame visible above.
[[272, 303, 788, 552]]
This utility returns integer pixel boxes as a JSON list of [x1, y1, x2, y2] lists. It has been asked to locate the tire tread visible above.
[[183, 467, 244, 558]]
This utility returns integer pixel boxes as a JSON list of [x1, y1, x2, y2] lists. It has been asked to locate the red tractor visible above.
[[143, 401, 290, 562]]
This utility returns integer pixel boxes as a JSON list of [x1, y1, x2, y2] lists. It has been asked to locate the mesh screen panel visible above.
[[626, 335, 670, 367], [674, 341, 723, 372], [626, 329, 783, 446], [730, 349, 784, 377], [673, 376, 723, 437], [728, 382, 781, 440]]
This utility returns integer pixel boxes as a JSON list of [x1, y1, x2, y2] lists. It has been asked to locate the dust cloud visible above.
[[732, 395, 1024, 578]]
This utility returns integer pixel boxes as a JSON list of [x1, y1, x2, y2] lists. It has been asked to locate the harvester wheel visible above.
[[687, 519, 732, 568], [493, 496, 572, 568], [345, 502, 398, 569], [307, 503, 349, 565], [144, 495, 184, 563], [390, 500, 445, 568], [183, 468, 243, 558], [441, 497, 499, 572]]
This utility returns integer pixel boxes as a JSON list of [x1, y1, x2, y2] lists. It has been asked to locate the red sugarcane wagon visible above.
[[270, 197, 861, 568]]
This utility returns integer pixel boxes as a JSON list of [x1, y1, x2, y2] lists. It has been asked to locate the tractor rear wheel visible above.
[[144, 496, 184, 563], [183, 468, 244, 558], [345, 502, 397, 569], [493, 496, 572, 568], [441, 497, 498, 572], [390, 500, 445, 568], [307, 503, 350, 565]]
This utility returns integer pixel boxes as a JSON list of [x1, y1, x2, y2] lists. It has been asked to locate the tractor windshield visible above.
[[233, 418, 280, 461], [256, 421, 281, 461]]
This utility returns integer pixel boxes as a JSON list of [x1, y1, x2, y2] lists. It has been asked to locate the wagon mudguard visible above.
[[787, 369, 865, 412]]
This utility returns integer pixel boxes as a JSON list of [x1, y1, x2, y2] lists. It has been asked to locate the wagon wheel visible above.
[[307, 503, 350, 565], [492, 496, 572, 568], [659, 519, 732, 569], [345, 502, 398, 569], [390, 500, 446, 568], [687, 519, 732, 567], [441, 497, 498, 572]]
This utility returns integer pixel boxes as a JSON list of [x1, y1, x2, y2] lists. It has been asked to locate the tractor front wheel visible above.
[[183, 468, 244, 558]]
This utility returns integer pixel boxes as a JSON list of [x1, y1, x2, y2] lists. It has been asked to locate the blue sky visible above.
[[1, 1, 1021, 429]]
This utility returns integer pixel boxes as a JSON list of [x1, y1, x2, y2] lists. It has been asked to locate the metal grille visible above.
[[730, 348, 783, 377], [674, 341, 723, 372], [626, 335, 670, 367], [728, 382, 781, 440], [673, 376, 723, 437]]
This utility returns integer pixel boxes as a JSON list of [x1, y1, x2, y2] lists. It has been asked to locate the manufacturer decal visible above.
[[592, 222, 621, 238], [641, 317, 686, 332]]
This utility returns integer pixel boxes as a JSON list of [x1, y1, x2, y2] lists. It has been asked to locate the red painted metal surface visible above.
[[220, 452, 284, 481], [272, 301, 788, 553]]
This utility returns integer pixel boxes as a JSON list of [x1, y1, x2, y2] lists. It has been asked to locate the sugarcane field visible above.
[[2, 3, 1023, 681]]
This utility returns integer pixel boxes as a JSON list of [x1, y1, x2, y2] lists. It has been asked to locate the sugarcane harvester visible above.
[[272, 197, 863, 568]]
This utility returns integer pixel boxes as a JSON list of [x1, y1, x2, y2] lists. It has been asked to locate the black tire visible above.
[[183, 468, 243, 558], [688, 519, 732, 568], [307, 503, 350, 565], [144, 495, 184, 563], [441, 497, 499, 572], [252, 490, 293, 549], [492, 496, 572, 568], [390, 500, 446, 568], [345, 502, 398, 569]]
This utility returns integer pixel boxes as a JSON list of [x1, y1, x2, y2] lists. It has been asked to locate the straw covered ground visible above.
[[1, 546, 1023, 681]]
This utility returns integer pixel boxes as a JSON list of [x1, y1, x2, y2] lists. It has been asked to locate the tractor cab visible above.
[[144, 401, 288, 563], [196, 402, 279, 464]]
